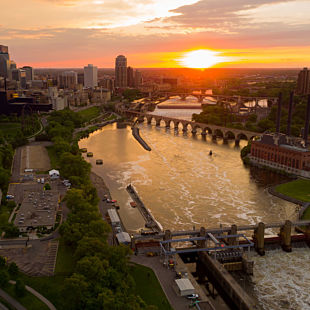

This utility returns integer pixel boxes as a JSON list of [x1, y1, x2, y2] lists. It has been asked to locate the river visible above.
[[79, 117, 310, 310]]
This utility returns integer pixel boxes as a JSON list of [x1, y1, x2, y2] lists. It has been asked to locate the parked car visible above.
[[186, 294, 199, 300], [6, 195, 14, 199]]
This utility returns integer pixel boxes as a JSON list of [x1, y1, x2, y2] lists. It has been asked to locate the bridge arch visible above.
[[214, 129, 224, 138], [224, 130, 236, 139], [236, 133, 248, 141], [164, 119, 172, 128], [173, 120, 181, 129], [181, 122, 190, 132]]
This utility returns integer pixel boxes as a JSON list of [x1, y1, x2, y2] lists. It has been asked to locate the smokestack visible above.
[[276, 92, 282, 133], [304, 94, 310, 147], [286, 91, 294, 136]]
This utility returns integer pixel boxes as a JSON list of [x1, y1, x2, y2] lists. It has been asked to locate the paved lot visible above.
[[20, 145, 51, 173], [0, 239, 58, 276]]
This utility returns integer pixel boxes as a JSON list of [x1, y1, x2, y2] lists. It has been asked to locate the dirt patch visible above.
[[20, 145, 51, 173]]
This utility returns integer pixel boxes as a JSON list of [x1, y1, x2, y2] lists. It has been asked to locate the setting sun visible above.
[[178, 49, 227, 69]]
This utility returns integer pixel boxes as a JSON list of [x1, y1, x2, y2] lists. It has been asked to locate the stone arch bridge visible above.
[[123, 110, 262, 145]]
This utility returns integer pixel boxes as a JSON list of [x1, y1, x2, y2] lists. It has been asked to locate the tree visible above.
[[0, 269, 9, 287], [0, 256, 6, 268], [76, 256, 108, 283], [63, 273, 89, 310], [15, 279, 26, 297], [4, 224, 20, 238], [59, 153, 91, 182], [44, 183, 51, 190], [8, 262, 19, 277]]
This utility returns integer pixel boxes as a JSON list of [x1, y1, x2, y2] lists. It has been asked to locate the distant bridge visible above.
[[122, 110, 262, 145]]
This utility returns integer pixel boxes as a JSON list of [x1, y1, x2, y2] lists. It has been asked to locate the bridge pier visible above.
[[165, 121, 170, 129], [147, 117, 152, 125], [212, 134, 217, 141], [164, 230, 172, 252], [131, 236, 136, 251], [182, 125, 188, 132], [201, 130, 207, 136], [223, 137, 228, 144], [228, 224, 238, 246], [253, 222, 265, 256], [235, 139, 240, 146], [191, 129, 197, 135], [155, 119, 161, 127], [280, 220, 292, 252]]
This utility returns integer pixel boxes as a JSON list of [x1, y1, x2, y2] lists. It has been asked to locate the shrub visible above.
[[15, 279, 26, 297]]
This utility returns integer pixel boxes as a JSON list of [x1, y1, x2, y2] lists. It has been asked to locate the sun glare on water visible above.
[[178, 49, 227, 69]]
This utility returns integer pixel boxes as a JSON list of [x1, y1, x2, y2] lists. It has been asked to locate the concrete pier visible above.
[[198, 252, 257, 310], [280, 220, 292, 252], [253, 222, 265, 256]]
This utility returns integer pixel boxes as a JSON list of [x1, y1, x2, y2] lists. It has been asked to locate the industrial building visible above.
[[250, 94, 310, 178]]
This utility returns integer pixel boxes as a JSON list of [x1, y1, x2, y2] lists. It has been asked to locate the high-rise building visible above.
[[22, 66, 34, 81], [101, 78, 115, 93], [58, 71, 78, 89], [77, 73, 84, 85], [135, 70, 142, 87], [0, 45, 10, 78], [115, 55, 127, 88], [296, 68, 310, 95], [84, 64, 98, 88], [127, 66, 134, 87], [19, 70, 27, 88]]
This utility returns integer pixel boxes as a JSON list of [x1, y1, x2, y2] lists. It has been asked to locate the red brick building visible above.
[[250, 133, 310, 178]]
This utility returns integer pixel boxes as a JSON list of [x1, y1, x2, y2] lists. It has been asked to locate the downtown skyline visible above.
[[1, 0, 310, 68]]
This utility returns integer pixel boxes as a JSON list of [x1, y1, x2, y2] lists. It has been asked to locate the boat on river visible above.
[[87, 152, 93, 157]]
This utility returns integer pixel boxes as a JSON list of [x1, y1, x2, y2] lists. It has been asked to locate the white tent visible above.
[[49, 169, 60, 179], [107, 209, 120, 226], [116, 232, 131, 245], [175, 278, 195, 296]]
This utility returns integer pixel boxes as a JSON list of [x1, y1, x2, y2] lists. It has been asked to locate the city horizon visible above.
[[1, 1, 310, 68]]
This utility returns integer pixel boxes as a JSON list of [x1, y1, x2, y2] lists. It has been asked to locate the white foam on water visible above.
[[252, 248, 310, 310]]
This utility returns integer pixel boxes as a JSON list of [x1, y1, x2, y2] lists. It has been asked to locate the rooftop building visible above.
[[296, 68, 310, 95], [84, 64, 98, 88], [249, 94, 310, 178], [115, 55, 127, 88]]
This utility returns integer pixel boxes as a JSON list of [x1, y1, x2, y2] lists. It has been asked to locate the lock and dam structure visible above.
[[131, 219, 310, 310]]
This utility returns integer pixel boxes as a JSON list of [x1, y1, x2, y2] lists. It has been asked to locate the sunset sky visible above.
[[1, 0, 310, 68]]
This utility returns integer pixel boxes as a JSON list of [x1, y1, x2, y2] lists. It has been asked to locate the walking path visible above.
[[9, 281, 56, 310], [0, 288, 26, 310], [0, 302, 8, 310]]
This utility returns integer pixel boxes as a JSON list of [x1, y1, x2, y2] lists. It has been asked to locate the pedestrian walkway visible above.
[[0, 288, 26, 310], [9, 281, 56, 310], [0, 302, 8, 310]]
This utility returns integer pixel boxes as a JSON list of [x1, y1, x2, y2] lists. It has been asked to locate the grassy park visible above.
[[129, 263, 172, 310], [275, 179, 310, 203], [3, 283, 49, 310], [0, 123, 21, 137], [77, 106, 101, 123]]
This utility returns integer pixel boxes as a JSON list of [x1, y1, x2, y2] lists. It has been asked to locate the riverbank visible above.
[[269, 179, 310, 220]]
